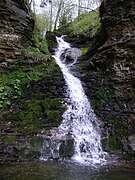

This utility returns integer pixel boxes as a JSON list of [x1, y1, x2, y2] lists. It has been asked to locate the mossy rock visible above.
[[59, 139, 74, 158], [102, 136, 121, 152], [46, 31, 63, 53], [46, 111, 61, 124]]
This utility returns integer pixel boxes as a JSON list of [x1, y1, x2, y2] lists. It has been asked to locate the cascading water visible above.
[[41, 36, 107, 166]]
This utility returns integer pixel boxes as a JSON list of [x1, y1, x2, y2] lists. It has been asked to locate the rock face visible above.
[[0, 0, 65, 163], [0, 0, 34, 63], [79, 0, 135, 156]]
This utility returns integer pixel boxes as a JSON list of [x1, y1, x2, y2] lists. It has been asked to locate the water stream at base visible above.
[[41, 36, 107, 166]]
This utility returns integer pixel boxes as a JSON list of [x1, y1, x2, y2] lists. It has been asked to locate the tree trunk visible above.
[[53, 0, 63, 31], [78, 0, 81, 16], [49, 1, 53, 31]]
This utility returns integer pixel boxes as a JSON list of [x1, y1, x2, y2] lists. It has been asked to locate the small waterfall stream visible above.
[[41, 36, 107, 166]]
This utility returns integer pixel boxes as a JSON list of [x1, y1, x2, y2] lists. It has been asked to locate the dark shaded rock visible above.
[[4, 146, 19, 157], [46, 31, 63, 53], [59, 138, 74, 158], [77, 0, 135, 156], [0, 135, 44, 163], [128, 135, 135, 152], [41, 134, 74, 160], [0, 0, 65, 163], [0, 0, 34, 62]]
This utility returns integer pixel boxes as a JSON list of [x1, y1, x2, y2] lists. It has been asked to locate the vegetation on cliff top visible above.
[[59, 10, 100, 36]]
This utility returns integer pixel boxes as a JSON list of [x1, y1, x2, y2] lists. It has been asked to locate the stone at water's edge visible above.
[[0, 136, 43, 162], [41, 134, 74, 160], [128, 135, 135, 152]]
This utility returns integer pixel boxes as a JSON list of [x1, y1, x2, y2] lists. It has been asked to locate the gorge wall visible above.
[[0, 0, 34, 64], [0, 0, 64, 162], [80, 0, 135, 157]]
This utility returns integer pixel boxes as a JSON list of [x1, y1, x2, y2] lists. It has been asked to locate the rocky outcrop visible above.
[[0, 0, 34, 63], [79, 0, 135, 157]]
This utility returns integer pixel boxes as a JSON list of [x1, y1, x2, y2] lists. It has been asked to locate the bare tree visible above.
[[39, 0, 101, 31], [53, 0, 64, 30]]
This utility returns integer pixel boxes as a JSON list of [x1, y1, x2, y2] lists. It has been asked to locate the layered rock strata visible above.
[[82, 0, 135, 155], [0, 0, 34, 64]]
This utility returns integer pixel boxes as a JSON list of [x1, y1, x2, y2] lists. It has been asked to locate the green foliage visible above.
[[4, 136, 16, 144], [59, 6, 73, 28], [34, 30, 50, 56], [33, 14, 51, 56], [10, 79, 21, 98], [23, 46, 45, 58], [36, 13, 50, 35], [0, 57, 59, 110], [59, 11, 101, 36], [0, 86, 10, 109], [0, 79, 22, 109]]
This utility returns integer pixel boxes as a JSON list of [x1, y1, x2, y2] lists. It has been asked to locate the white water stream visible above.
[[41, 36, 107, 166]]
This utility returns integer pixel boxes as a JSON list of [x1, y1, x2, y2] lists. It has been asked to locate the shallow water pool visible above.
[[0, 160, 135, 180]]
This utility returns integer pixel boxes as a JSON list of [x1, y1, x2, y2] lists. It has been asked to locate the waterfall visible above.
[[41, 36, 107, 166]]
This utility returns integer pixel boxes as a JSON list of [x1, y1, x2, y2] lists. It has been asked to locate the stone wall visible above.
[[0, 0, 34, 63]]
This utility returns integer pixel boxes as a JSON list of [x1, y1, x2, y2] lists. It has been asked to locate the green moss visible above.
[[80, 47, 89, 55], [90, 85, 114, 114], [0, 50, 61, 111], [47, 111, 60, 124], [102, 136, 121, 152], [59, 11, 101, 36], [4, 136, 16, 144], [25, 125, 39, 134], [0, 97, 62, 134], [0, 157, 18, 162], [126, 152, 135, 160]]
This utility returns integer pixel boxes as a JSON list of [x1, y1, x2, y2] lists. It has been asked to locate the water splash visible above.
[[41, 36, 107, 166]]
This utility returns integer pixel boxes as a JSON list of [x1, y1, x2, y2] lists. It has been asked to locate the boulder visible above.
[[128, 135, 135, 152], [61, 48, 82, 66], [4, 146, 19, 157], [41, 133, 74, 160]]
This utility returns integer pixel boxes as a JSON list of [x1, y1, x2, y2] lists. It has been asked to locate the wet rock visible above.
[[128, 135, 135, 151], [59, 138, 74, 158], [61, 48, 82, 65], [4, 146, 19, 157], [41, 134, 74, 160]]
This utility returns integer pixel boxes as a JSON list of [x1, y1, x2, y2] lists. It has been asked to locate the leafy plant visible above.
[[10, 79, 21, 99], [0, 86, 10, 109]]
